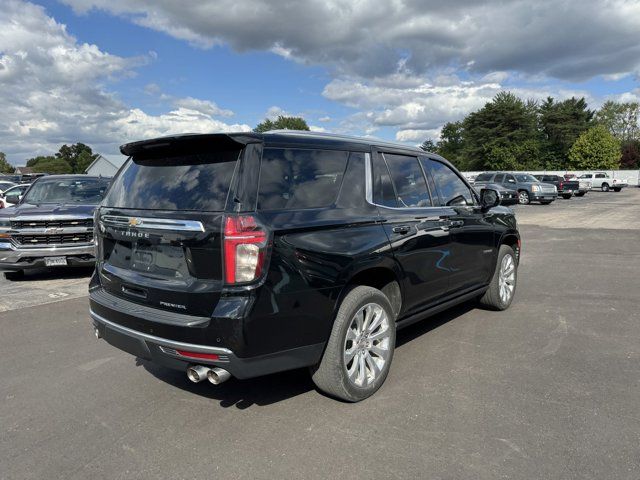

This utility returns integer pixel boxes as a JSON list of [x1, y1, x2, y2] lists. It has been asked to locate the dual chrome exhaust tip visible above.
[[186, 365, 231, 385]]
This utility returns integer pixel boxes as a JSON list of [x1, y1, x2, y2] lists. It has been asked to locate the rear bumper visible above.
[[91, 309, 324, 379], [0, 242, 95, 270]]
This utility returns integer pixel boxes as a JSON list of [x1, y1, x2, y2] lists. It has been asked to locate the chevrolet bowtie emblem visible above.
[[128, 217, 142, 226]]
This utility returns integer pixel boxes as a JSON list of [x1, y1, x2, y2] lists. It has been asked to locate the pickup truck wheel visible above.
[[561, 194, 572, 199], [575, 192, 585, 197], [613, 187, 621, 192], [601, 183, 610, 192], [4, 270, 24, 281], [540, 200, 553, 205], [517, 190, 530, 205], [479, 245, 517, 311], [311, 286, 396, 402]]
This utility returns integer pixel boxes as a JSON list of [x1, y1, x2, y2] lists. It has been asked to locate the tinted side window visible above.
[[494, 173, 505, 183], [258, 148, 348, 210], [595, 173, 606, 178], [505, 174, 517, 184], [475, 173, 494, 182], [383, 153, 431, 208], [372, 152, 398, 207], [424, 159, 474, 206]]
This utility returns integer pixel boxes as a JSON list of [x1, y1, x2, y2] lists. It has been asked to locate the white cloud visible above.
[[0, 0, 249, 163], [324, 73, 594, 141], [173, 97, 234, 117], [59, 0, 640, 81]]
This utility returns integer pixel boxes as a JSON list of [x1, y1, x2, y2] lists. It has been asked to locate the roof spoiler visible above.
[[119, 133, 260, 156]]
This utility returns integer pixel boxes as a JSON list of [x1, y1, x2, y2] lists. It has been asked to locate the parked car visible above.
[[0, 175, 21, 184], [90, 131, 521, 402], [0, 175, 110, 280], [563, 174, 591, 196], [534, 175, 579, 199], [0, 181, 17, 195], [578, 172, 627, 192], [474, 172, 557, 205], [0, 183, 30, 208]]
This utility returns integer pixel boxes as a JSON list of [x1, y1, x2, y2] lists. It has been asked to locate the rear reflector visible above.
[[175, 350, 220, 361]]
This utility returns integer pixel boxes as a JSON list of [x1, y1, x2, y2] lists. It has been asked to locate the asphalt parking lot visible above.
[[1, 188, 639, 479]]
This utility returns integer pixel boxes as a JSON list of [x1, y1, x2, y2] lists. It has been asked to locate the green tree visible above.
[[539, 97, 593, 168], [0, 152, 16, 174], [461, 92, 540, 170], [568, 125, 621, 170], [595, 101, 639, 141], [254, 115, 310, 133], [26, 155, 56, 168], [435, 121, 464, 165], [25, 156, 72, 174], [75, 151, 97, 173], [620, 140, 640, 169], [419, 139, 437, 152], [55, 143, 99, 173]]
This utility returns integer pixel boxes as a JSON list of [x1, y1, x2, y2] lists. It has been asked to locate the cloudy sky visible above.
[[1, 0, 639, 165]]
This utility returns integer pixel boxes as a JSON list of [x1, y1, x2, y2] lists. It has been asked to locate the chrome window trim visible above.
[[365, 151, 455, 212], [101, 215, 205, 232], [90, 309, 233, 355]]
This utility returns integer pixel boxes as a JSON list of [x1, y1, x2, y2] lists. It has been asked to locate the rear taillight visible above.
[[223, 215, 268, 284], [558, 181, 564, 189]]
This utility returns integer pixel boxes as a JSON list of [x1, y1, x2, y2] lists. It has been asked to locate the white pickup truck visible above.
[[577, 172, 628, 192]]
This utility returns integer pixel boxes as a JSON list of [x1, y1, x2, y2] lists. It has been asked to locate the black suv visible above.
[[90, 132, 520, 402]]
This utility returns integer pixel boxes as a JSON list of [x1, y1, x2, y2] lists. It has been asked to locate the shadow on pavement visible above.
[[141, 300, 478, 409], [7, 266, 94, 282]]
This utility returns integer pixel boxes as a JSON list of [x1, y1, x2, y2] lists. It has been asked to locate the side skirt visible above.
[[395, 286, 488, 330]]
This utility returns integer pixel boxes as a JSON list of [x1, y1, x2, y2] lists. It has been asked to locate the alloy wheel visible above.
[[343, 303, 391, 387], [498, 254, 516, 304]]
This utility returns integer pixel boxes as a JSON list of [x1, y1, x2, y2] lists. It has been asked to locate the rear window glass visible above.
[[258, 148, 348, 210], [475, 173, 494, 182], [103, 151, 239, 211]]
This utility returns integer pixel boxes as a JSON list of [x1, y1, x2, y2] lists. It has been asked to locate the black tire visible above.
[[561, 194, 572, 199], [479, 245, 517, 311], [601, 183, 610, 192], [311, 286, 396, 402], [613, 187, 621, 192], [540, 200, 553, 205], [575, 192, 585, 197], [517, 190, 530, 205], [4, 270, 24, 281]]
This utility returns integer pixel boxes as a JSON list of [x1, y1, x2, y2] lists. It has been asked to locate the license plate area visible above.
[[45, 256, 68, 266]]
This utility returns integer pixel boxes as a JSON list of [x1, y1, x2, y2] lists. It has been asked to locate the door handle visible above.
[[392, 225, 411, 234]]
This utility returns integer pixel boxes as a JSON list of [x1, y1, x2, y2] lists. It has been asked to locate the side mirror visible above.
[[480, 188, 500, 210], [5, 194, 20, 205]]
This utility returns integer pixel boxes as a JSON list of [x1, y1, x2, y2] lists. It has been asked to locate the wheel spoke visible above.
[[367, 308, 384, 334], [364, 351, 380, 379], [368, 326, 389, 342], [346, 327, 357, 341], [354, 310, 364, 335], [369, 344, 388, 359], [344, 346, 357, 364], [362, 304, 373, 331], [347, 351, 360, 379], [357, 352, 367, 386]]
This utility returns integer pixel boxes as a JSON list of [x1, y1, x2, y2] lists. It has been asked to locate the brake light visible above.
[[558, 181, 564, 189], [223, 215, 268, 284]]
